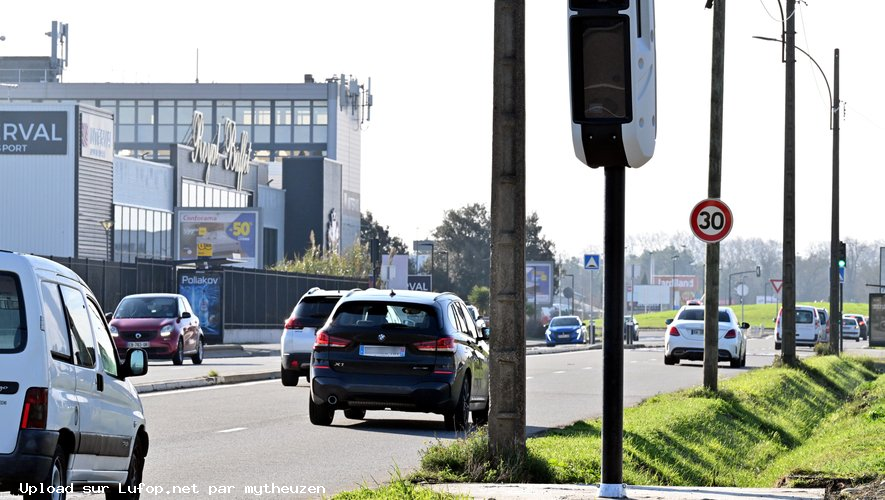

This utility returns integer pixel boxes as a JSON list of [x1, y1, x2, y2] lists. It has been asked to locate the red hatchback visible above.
[[109, 293, 205, 365]]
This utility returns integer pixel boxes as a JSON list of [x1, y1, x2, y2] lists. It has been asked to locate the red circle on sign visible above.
[[690, 199, 733, 243]]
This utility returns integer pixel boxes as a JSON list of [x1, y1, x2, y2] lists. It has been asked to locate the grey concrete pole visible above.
[[782, 0, 797, 365]]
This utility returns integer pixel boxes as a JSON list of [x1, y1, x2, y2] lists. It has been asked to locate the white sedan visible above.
[[664, 305, 748, 368]]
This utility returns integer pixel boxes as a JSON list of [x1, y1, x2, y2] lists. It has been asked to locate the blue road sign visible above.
[[839, 267, 845, 283], [584, 254, 600, 270]]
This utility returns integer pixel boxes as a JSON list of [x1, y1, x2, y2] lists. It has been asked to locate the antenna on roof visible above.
[[195, 48, 200, 84]]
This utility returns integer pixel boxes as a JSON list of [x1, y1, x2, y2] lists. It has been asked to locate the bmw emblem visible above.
[[135, 333, 142, 339], [377, 333, 386, 342]]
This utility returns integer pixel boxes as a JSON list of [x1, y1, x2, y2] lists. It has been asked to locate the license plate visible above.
[[359, 345, 405, 358], [558, 334, 571, 339], [690, 329, 703, 336], [127, 341, 150, 348]]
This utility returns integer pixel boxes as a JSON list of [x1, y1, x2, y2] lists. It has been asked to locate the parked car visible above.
[[309, 289, 490, 431], [545, 315, 586, 346], [109, 293, 205, 365], [624, 315, 639, 341], [843, 313, 868, 340], [664, 305, 748, 368], [842, 316, 861, 341], [280, 288, 357, 386], [0, 251, 149, 498], [465, 304, 487, 330], [775, 305, 822, 349], [816, 308, 830, 343]]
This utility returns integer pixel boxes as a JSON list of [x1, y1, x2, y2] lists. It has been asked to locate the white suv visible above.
[[0, 251, 149, 499], [775, 305, 822, 349]]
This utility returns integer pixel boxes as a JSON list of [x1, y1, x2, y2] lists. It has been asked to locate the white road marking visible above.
[[583, 367, 592, 370], [139, 379, 277, 398], [217, 427, 247, 434], [553, 370, 566, 374], [526, 376, 534, 380]]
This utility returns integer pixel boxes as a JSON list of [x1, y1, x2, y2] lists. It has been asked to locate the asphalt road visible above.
[[5, 333, 873, 500]]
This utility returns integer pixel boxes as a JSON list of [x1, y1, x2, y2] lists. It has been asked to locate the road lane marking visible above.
[[217, 427, 247, 433], [139, 379, 277, 397], [583, 367, 592, 370], [553, 371, 566, 374]]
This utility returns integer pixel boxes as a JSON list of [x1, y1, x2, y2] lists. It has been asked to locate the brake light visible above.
[[284, 316, 303, 329], [724, 329, 736, 339], [414, 337, 457, 352], [667, 326, 680, 336], [20, 387, 48, 429], [314, 331, 349, 349]]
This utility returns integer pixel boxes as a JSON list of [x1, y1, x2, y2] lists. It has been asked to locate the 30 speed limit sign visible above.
[[690, 199, 733, 243]]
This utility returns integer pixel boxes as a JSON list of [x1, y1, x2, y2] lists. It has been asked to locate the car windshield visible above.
[[550, 317, 580, 327], [0, 273, 26, 353], [677, 309, 730, 322], [331, 301, 438, 331], [116, 297, 178, 319], [843, 319, 857, 327]]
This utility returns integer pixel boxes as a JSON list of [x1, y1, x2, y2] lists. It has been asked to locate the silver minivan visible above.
[[775, 305, 822, 349], [0, 252, 149, 499]]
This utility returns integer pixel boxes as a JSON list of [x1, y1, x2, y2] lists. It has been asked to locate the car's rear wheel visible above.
[[472, 402, 489, 427], [281, 368, 299, 387], [191, 338, 204, 365], [664, 355, 678, 365], [171, 338, 184, 366], [24, 444, 67, 500], [729, 355, 741, 368], [774, 342, 782, 350], [444, 379, 470, 432], [308, 396, 334, 426], [106, 436, 145, 499], [344, 408, 366, 420]]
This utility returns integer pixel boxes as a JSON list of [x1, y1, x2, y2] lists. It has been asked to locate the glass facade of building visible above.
[[114, 205, 173, 263]]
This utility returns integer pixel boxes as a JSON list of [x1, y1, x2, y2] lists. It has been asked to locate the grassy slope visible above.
[[414, 356, 885, 489], [634, 302, 869, 330]]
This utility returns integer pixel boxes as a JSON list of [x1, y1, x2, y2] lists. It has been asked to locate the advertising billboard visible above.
[[178, 270, 224, 344], [526, 261, 554, 306], [870, 294, 885, 348], [176, 208, 261, 268], [79, 112, 114, 161]]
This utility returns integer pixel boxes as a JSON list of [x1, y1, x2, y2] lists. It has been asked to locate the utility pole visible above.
[[782, 0, 798, 366], [489, 0, 526, 461], [828, 49, 841, 355], [704, 0, 725, 391]]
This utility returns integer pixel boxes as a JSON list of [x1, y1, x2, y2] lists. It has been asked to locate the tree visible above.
[[360, 211, 408, 255], [468, 286, 490, 316], [270, 232, 370, 278], [433, 203, 491, 298], [525, 212, 556, 261]]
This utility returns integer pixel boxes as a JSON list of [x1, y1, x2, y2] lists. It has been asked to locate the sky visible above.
[[3, 1, 882, 260]]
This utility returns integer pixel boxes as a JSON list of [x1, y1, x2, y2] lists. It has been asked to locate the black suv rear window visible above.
[[331, 301, 438, 331], [677, 309, 730, 322], [0, 272, 26, 353], [294, 296, 343, 326]]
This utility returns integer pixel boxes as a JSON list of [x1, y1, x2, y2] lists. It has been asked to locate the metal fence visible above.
[[46, 256, 365, 331]]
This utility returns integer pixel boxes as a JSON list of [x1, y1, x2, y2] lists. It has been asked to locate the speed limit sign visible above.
[[690, 199, 733, 243]]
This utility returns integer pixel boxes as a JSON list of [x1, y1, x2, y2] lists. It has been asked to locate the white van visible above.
[[0, 251, 149, 499], [774, 305, 822, 349]]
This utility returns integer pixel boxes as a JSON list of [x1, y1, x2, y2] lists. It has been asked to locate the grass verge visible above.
[[412, 356, 885, 490]]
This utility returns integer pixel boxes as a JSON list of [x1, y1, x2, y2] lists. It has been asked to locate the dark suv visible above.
[[309, 289, 490, 431], [281, 288, 358, 386]]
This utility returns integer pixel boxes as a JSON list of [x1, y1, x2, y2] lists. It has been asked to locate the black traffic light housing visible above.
[[568, 0, 656, 168], [838, 241, 846, 268]]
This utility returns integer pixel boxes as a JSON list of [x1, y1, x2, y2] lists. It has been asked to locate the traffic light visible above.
[[568, 0, 657, 168], [756, 265, 761, 277], [838, 241, 846, 268]]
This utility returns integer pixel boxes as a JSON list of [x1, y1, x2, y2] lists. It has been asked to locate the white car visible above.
[[842, 317, 861, 341], [0, 252, 149, 498], [775, 305, 822, 349], [664, 305, 748, 368], [281, 288, 357, 386]]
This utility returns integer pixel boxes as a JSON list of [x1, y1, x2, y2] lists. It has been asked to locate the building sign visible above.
[[176, 209, 261, 268], [79, 112, 114, 161], [326, 208, 340, 255], [184, 111, 252, 190], [178, 270, 224, 344], [526, 261, 554, 306], [1, 111, 67, 155], [652, 274, 698, 291], [408, 275, 432, 292]]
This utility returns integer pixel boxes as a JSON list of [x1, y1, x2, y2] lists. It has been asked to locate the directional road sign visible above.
[[690, 198, 733, 243], [584, 254, 601, 270]]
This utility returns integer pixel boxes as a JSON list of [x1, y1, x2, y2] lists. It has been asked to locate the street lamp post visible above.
[[100, 219, 114, 261]]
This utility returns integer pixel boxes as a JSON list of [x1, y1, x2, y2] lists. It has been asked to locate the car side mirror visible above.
[[479, 327, 490, 340], [741, 322, 750, 329], [123, 349, 149, 378], [665, 318, 673, 325], [105, 312, 113, 322]]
